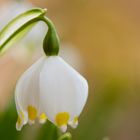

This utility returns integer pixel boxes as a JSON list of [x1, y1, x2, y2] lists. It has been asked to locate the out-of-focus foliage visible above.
[[0, 101, 19, 140], [0, 99, 62, 140]]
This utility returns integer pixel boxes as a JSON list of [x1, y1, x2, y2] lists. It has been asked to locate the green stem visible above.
[[0, 8, 60, 56], [0, 8, 46, 54], [41, 17, 60, 56]]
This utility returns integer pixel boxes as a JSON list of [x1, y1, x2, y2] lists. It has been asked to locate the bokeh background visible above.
[[0, 0, 140, 140]]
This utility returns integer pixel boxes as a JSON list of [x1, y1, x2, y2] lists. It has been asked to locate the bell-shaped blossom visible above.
[[15, 56, 88, 132]]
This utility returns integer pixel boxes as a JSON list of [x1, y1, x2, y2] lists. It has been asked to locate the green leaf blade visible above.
[[0, 8, 46, 54]]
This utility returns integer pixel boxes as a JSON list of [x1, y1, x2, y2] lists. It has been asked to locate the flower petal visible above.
[[15, 56, 45, 128], [39, 56, 88, 127]]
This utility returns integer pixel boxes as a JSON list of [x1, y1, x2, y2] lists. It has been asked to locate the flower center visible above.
[[55, 112, 70, 126]]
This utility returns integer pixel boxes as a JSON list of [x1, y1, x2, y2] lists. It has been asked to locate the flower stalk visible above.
[[41, 17, 60, 56]]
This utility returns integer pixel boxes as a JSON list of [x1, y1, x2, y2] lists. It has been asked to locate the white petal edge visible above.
[[15, 56, 45, 129]]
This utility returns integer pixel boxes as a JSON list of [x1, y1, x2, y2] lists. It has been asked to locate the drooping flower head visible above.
[[0, 8, 88, 133], [15, 56, 88, 132]]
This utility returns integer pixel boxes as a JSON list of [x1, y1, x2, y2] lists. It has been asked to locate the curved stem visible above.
[[0, 8, 60, 56], [41, 16, 60, 56], [0, 8, 46, 54]]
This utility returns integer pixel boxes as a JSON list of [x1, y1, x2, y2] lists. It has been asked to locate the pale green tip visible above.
[[58, 133, 72, 140]]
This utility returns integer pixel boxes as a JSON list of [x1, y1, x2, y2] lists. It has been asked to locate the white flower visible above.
[[15, 56, 88, 132]]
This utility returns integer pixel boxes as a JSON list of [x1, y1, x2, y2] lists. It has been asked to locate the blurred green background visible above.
[[0, 0, 140, 140]]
